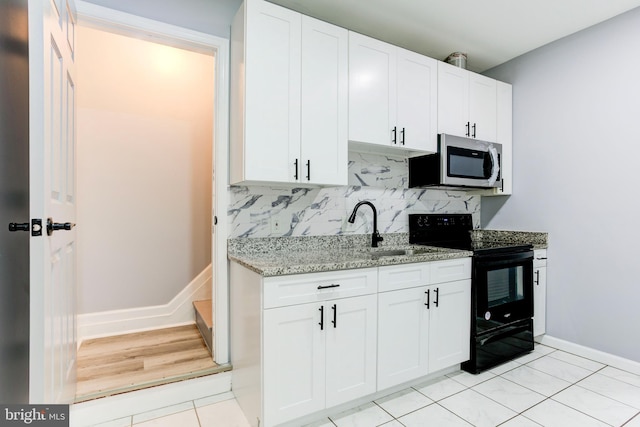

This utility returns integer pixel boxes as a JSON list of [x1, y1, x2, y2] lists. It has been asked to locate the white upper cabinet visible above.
[[438, 61, 497, 142], [478, 80, 512, 196], [495, 81, 513, 195], [469, 73, 498, 141], [437, 62, 469, 139], [300, 16, 348, 186], [397, 48, 438, 151], [348, 33, 395, 147], [349, 32, 437, 153], [231, 0, 301, 184], [230, 0, 348, 186]]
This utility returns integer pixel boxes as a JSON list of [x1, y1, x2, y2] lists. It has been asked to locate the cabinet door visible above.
[[244, 0, 301, 183], [533, 266, 547, 337], [495, 81, 512, 194], [377, 287, 429, 389], [437, 61, 469, 138], [264, 303, 325, 425], [300, 17, 348, 186], [325, 295, 377, 407], [396, 48, 438, 152], [428, 280, 471, 373], [469, 73, 497, 142], [348, 32, 396, 146]]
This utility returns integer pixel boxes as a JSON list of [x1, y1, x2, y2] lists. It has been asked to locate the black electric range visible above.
[[409, 213, 533, 254], [409, 213, 535, 374]]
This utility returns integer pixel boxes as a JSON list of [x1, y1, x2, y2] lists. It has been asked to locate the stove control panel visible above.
[[409, 214, 473, 247], [409, 214, 473, 229]]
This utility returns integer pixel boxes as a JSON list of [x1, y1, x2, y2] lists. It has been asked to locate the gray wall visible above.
[[482, 7, 640, 361], [82, 0, 241, 38]]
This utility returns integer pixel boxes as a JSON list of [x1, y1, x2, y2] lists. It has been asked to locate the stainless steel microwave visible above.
[[408, 134, 502, 189]]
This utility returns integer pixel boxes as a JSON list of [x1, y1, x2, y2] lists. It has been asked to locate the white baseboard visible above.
[[539, 335, 640, 375], [78, 264, 212, 341], [70, 372, 231, 427]]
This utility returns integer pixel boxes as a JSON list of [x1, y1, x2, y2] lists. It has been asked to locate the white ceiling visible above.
[[82, 0, 640, 72], [268, 0, 640, 72]]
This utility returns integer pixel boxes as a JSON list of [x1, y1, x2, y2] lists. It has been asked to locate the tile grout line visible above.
[[508, 362, 635, 427], [559, 366, 640, 426], [192, 400, 202, 427]]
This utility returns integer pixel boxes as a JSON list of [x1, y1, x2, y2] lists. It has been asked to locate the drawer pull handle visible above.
[[317, 284, 340, 290], [434, 287, 439, 307], [424, 289, 430, 309], [319, 306, 324, 330]]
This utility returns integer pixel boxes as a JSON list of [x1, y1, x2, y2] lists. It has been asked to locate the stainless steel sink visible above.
[[367, 247, 439, 259], [369, 249, 408, 258]]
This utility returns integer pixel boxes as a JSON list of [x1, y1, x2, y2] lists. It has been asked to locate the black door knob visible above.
[[46, 217, 76, 236], [8, 223, 30, 232]]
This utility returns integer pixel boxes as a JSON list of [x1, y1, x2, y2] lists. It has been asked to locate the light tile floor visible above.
[[94, 344, 640, 427]]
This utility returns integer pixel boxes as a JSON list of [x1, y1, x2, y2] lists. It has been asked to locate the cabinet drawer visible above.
[[534, 249, 547, 268], [378, 263, 430, 292], [430, 258, 472, 283], [264, 268, 377, 309]]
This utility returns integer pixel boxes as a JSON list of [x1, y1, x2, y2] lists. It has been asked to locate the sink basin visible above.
[[369, 249, 407, 258], [367, 247, 439, 259]]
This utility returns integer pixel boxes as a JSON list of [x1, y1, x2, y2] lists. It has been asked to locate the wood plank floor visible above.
[[75, 324, 230, 402]]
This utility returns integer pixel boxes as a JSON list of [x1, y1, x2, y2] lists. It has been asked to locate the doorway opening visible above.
[[74, 22, 228, 402]]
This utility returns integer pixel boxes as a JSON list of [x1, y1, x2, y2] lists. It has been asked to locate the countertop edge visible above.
[[229, 249, 473, 277]]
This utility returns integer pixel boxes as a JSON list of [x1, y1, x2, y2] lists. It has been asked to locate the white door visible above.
[[396, 48, 438, 152], [29, 0, 77, 403], [428, 280, 471, 373], [325, 295, 377, 407]]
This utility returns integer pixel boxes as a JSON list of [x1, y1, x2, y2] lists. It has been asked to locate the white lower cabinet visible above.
[[428, 280, 472, 372], [230, 258, 471, 427], [377, 260, 471, 390], [264, 294, 377, 425], [533, 249, 548, 337], [377, 286, 429, 389]]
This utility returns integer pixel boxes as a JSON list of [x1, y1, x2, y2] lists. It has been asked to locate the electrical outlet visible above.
[[270, 214, 287, 234]]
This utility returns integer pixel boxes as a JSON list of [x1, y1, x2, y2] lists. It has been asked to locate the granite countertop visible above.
[[228, 234, 471, 277], [470, 230, 548, 250], [228, 230, 548, 277]]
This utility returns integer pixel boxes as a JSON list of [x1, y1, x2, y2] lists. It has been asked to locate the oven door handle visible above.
[[474, 253, 533, 266], [479, 323, 531, 346]]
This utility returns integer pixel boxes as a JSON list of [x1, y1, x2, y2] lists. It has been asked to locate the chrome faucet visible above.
[[348, 201, 384, 248]]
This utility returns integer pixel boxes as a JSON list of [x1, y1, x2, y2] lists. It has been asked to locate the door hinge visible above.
[[32, 218, 42, 237]]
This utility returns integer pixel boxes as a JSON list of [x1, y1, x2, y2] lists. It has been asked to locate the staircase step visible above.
[[193, 300, 213, 355], [193, 300, 213, 329]]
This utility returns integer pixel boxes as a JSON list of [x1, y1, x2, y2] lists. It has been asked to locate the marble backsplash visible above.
[[227, 151, 481, 238]]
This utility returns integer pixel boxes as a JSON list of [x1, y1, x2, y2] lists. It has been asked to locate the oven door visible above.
[[473, 249, 533, 334], [463, 318, 534, 374]]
